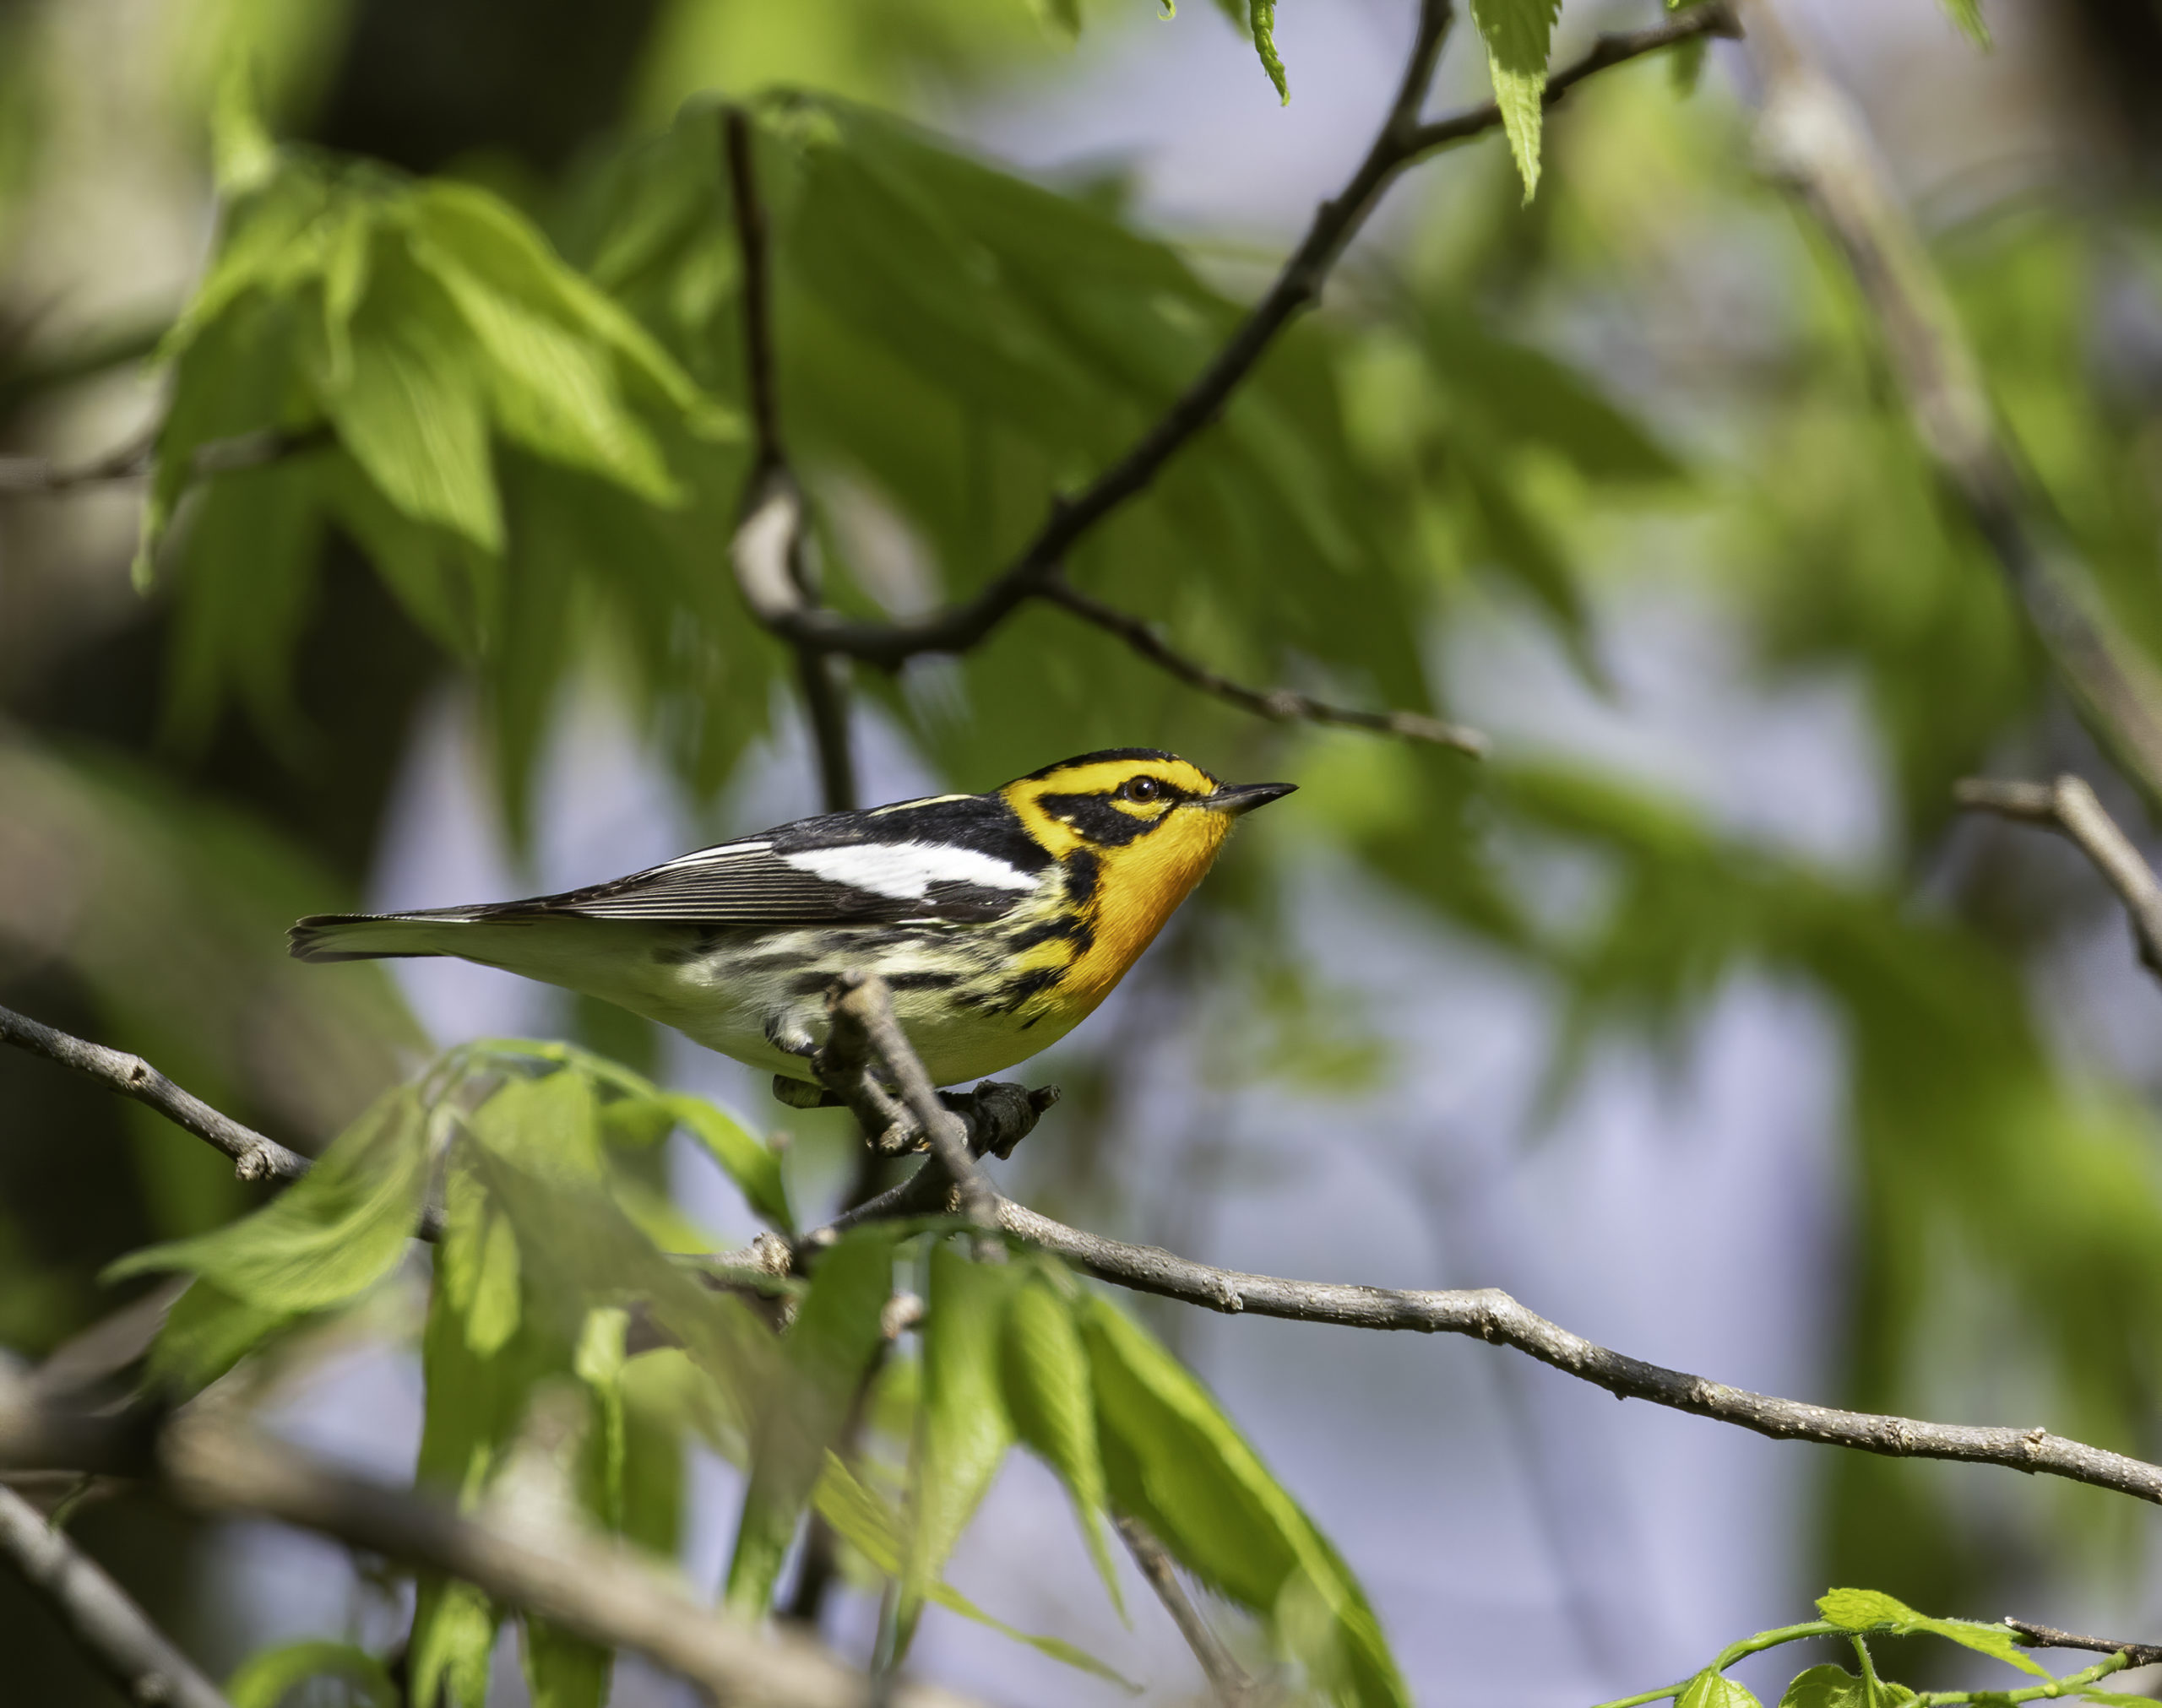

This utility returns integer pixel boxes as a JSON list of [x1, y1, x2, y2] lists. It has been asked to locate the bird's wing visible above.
[[484, 797, 1054, 928]]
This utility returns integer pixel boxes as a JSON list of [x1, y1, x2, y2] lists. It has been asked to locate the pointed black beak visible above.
[[1203, 780, 1297, 816]]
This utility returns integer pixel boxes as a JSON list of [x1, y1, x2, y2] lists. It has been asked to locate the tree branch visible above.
[[2005, 1619, 2162, 1671], [985, 1196, 2162, 1509], [0, 1002, 308, 1185], [1741, 0, 2162, 805], [1116, 1515, 1260, 1706], [1041, 575, 1488, 756], [724, 105, 857, 814], [1955, 774, 2162, 978], [0, 1480, 233, 1708]]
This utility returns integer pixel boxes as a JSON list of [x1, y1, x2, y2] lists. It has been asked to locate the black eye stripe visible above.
[[1037, 792, 1156, 846]]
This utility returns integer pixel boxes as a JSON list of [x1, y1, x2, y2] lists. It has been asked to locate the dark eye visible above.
[[1119, 776, 1165, 803]]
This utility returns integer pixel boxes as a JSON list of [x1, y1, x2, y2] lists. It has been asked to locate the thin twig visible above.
[[1116, 1516, 1259, 1706], [1955, 775, 2162, 977], [724, 105, 856, 814], [2005, 1619, 2162, 1671], [1742, 1, 2162, 803], [819, 974, 997, 1228], [0, 1480, 232, 1708], [0, 1003, 446, 1239], [1042, 575, 1488, 756], [0, 1002, 307, 1184], [986, 1196, 2162, 1509], [119, 1414, 972, 1708], [1405, 3, 1740, 153], [747, 1, 1732, 682]]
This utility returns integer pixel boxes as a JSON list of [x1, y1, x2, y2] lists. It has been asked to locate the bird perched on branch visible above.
[[291, 750, 1293, 1089]]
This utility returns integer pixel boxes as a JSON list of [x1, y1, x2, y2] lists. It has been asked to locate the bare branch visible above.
[[1956, 774, 2162, 977], [0, 1480, 232, 1708], [724, 106, 857, 814], [818, 973, 997, 1228], [2005, 1619, 2162, 1671], [0, 1002, 308, 1185], [0, 1003, 443, 1240], [986, 1196, 2162, 1509], [1116, 1516, 1262, 1707], [1742, 2, 2162, 803], [1042, 576, 1488, 757]]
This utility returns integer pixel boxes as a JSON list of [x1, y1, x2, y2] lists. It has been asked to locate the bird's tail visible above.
[[288, 908, 492, 962]]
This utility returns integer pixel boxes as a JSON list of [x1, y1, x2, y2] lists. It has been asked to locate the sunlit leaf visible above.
[[1678, 1672, 1763, 1708], [1776, 1666, 1868, 1708], [1000, 1265, 1121, 1614], [1813, 1590, 2049, 1678], [1469, 0, 1560, 199]]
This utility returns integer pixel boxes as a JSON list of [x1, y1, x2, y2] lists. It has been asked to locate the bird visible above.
[[290, 749, 1294, 1090]]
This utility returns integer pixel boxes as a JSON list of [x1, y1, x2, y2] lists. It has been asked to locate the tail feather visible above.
[[288, 908, 489, 962]]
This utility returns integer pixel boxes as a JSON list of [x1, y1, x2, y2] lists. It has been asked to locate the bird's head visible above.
[[999, 749, 1296, 869]]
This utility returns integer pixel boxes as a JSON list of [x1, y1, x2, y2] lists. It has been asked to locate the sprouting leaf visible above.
[[1939, 0, 1990, 47], [109, 1085, 426, 1311], [1814, 1591, 2049, 1678], [814, 1454, 1137, 1689], [1678, 1672, 1763, 1708], [1082, 1297, 1407, 1708], [226, 1638, 398, 1708], [1469, 0, 1561, 199], [1000, 1266, 1121, 1615], [899, 1244, 1019, 1652], [1777, 1665, 1869, 1708], [724, 1226, 899, 1618], [1249, 0, 1288, 103]]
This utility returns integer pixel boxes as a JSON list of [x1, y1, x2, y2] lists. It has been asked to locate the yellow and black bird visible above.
[[291, 750, 1293, 1089]]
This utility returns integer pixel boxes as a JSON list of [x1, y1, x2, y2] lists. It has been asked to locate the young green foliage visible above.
[[226, 1638, 399, 1708], [1469, 0, 1562, 198]]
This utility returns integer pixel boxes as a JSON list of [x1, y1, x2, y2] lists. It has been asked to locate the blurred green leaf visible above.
[[521, 1617, 611, 1708], [226, 1638, 397, 1708], [664, 1093, 794, 1233], [899, 1242, 1019, 1652], [1777, 1666, 1868, 1708], [1082, 1296, 1406, 1707], [725, 1224, 899, 1618], [146, 1277, 296, 1397], [410, 1579, 497, 1708], [108, 1085, 426, 1310], [1000, 1264, 1121, 1615], [1939, 0, 1990, 47], [814, 1452, 1137, 1687]]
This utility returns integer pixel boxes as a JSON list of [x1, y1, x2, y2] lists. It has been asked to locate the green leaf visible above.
[[1248, 0, 1288, 103], [108, 1085, 426, 1310], [323, 241, 502, 551], [1778, 1666, 1867, 1708], [724, 1225, 899, 1618], [1813, 1591, 2049, 1678], [1939, 0, 1989, 47], [440, 1153, 522, 1358], [1082, 1296, 1407, 1708], [814, 1454, 1138, 1689], [521, 1616, 611, 1708], [409, 1579, 498, 1708], [1678, 1672, 1763, 1708], [226, 1638, 397, 1708], [899, 1244, 1019, 1651], [1030, 0, 1084, 41], [1469, 0, 1560, 199], [146, 1277, 296, 1396], [664, 1094, 794, 1233], [1000, 1266, 1121, 1616]]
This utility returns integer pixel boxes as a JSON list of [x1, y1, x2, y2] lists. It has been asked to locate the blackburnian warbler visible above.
[[291, 750, 1293, 1088]]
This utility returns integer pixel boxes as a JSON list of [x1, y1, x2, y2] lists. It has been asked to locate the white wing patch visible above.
[[651, 840, 773, 870], [785, 842, 1037, 901]]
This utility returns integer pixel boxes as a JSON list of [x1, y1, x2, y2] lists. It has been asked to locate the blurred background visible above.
[[8, 0, 2162, 1702]]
